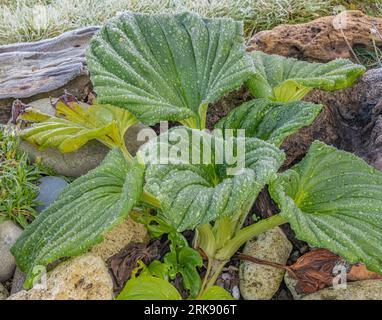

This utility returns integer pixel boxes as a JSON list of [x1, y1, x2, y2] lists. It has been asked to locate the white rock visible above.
[[7, 254, 113, 300], [240, 227, 293, 300], [0, 221, 23, 281], [90, 218, 148, 262], [303, 280, 382, 300]]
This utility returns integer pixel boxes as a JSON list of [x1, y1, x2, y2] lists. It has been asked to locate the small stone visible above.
[[0, 221, 23, 282], [240, 227, 293, 300], [7, 254, 113, 300], [0, 283, 9, 300], [284, 272, 306, 300], [90, 218, 149, 262], [35, 176, 68, 212], [302, 280, 382, 300]]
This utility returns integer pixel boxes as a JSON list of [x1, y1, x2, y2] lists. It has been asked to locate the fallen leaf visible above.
[[107, 240, 163, 292], [347, 263, 382, 281], [287, 248, 343, 294]]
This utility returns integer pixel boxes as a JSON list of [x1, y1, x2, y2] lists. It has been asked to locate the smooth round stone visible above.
[[0, 221, 23, 282], [35, 176, 68, 212]]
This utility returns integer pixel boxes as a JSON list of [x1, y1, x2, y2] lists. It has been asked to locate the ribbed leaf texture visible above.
[[19, 95, 137, 152], [87, 12, 254, 127], [215, 99, 323, 146], [247, 51, 366, 102], [11, 149, 144, 287], [139, 128, 284, 231], [269, 141, 382, 274]]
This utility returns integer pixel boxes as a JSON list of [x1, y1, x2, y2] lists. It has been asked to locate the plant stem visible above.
[[140, 191, 161, 209], [120, 142, 133, 162], [197, 258, 212, 299], [204, 259, 228, 290], [215, 214, 287, 260]]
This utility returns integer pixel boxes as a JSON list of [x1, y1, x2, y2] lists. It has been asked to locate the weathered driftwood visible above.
[[0, 26, 99, 123]]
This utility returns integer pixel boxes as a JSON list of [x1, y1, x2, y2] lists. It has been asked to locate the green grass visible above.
[[0, 125, 51, 228], [1, 0, 379, 45]]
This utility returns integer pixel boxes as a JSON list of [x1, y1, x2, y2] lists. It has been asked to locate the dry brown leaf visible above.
[[347, 263, 382, 281]]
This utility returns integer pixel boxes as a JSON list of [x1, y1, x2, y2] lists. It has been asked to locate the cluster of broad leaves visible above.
[[124, 213, 233, 300], [11, 11, 382, 298], [138, 127, 285, 232]]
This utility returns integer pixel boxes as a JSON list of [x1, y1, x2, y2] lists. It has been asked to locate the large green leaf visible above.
[[11, 149, 144, 288], [269, 141, 382, 273], [247, 51, 365, 102], [18, 94, 137, 152], [215, 99, 323, 146], [87, 12, 254, 128], [117, 276, 182, 300], [139, 128, 284, 231]]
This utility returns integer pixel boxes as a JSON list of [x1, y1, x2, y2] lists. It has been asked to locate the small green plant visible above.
[[11, 12, 382, 300], [0, 125, 50, 228]]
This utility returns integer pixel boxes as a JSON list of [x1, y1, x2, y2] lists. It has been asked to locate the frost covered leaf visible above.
[[18, 94, 137, 152], [247, 51, 365, 102], [215, 99, 323, 146], [11, 149, 144, 288], [269, 141, 382, 274], [139, 127, 284, 231], [87, 12, 254, 128]]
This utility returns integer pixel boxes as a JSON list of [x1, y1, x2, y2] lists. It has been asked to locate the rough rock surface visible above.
[[248, 10, 382, 62], [20, 140, 108, 177], [0, 283, 9, 300], [7, 255, 113, 300], [0, 221, 23, 282], [90, 218, 149, 262], [281, 68, 382, 170], [0, 27, 99, 124], [240, 227, 293, 300], [302, 280, 382, 300]]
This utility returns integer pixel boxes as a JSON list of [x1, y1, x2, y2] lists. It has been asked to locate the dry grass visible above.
[[1, 0, 374, 45]]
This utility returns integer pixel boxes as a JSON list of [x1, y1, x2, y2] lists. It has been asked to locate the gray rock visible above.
[[240, 227, 293, 300], [303, 280, 382, 300], [35, 176, 69, 212], [0, 283, 9, 300], [284, 272, 306, 300], [10, 268, 26, 295], [20, 139, 109, 177], [0, 27, 99, 123], [0, 221, 23, 281]]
